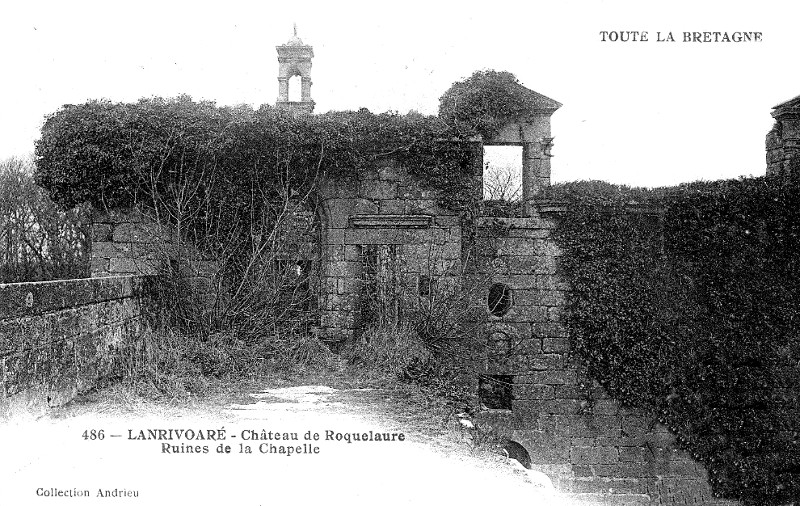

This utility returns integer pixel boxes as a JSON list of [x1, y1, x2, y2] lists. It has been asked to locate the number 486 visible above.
[[82, 430, 105, 440]]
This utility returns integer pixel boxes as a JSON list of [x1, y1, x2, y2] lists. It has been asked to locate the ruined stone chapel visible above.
[[86, 31, 744, 506], [2, 30, 755, 506]]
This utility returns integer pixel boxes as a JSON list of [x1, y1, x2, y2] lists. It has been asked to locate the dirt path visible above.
[[1, 384, 565, 506]]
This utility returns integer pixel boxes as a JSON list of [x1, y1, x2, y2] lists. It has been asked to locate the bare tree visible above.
[[0, 157, 89, 283], [483, 160, 522, 202], [123, 125, 331, 372]]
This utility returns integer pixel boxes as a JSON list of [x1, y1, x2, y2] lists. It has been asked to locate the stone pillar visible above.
[[301, 77, 312, 102], [277, 77, 289, 102], [521, 138, 554, 213], [522, 142, 548, 201], [540, 137, 554, 188], [521, 144, 534, 204], [779, 117, 800, 175], [767, 96, 800, 176]]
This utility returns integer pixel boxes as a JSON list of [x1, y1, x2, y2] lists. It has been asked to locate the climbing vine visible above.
[[35, 70, 547, 216], [546, 178, 800, 506], [35, 98, 477, 212], [439, 70, 557, 140]]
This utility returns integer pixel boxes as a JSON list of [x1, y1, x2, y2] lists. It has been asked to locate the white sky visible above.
[[1, 0, 798, 187]]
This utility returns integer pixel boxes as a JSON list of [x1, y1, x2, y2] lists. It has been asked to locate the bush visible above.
[[117, 323, 339, 399], [549, 177, 800, 505], [345, 323, 435, 381], [34, 97, 478, 215], [342, 253, 486, 414], [439, 70, 556, 139]]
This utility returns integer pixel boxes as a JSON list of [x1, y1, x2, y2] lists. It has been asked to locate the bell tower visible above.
[[276, 24, 315, 114]]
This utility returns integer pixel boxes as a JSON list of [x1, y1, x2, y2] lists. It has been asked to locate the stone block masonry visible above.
[[0, 276, 151, 419], [91, 208, 166, 277], [90, 208, 218, 309], [315, 157, 468, 346], [766, 95, 800, 177], [474, 216, 739, 506]]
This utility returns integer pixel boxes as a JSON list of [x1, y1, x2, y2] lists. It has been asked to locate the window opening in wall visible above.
[[288, 75, 302, 102], [479, 374, 513, 410], [273, 258, 288, 279], [273, 257, 315, 319], [296, 259, 312, 311], [483, 145, 523, 202], [488, 283, 513, 317], [502, 440, 532, 469]]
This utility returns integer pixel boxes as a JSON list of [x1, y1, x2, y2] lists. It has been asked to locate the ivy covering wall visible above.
[[33, 70, 550, 255], [34, 98, 476, 213], [34, 70, 539, 218], [548, 179, 800, 506]]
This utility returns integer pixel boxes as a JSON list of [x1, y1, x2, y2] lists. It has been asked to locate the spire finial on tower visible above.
[[293, 22, 297, 37]]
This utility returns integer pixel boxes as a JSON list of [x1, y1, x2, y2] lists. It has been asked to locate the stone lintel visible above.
[[348, 214, 433, 229]]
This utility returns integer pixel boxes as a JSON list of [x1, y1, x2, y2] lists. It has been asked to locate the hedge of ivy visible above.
[[547, 179, 800, 505], [439, 70, 551, 139], [34, 97, 476, 212], [35, 70, 542, 217]]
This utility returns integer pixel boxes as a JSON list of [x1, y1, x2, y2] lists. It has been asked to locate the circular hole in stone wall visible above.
[[487, 283, 513, 317]]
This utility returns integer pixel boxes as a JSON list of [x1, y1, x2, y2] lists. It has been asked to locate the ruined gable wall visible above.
[[316, 153, 481, 346], [0, 276, 150, 418], [475, 214, 739, 506]]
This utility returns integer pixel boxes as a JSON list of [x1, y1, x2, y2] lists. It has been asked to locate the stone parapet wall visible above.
[[0, 276, 150, 418], [475, 216, 738, 506]]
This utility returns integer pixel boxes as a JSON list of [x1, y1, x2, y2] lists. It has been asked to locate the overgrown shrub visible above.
[[345, 323, 434, 380], [123, 245, 338, 395], [342, 251, 487, 414], [35, 70, 545, 222], [547, 178, 800, 506], [439, 70, 557, 139], [343, 321, 480, 416], [34, 98, 478, 216], [118, 318, 338, 399]]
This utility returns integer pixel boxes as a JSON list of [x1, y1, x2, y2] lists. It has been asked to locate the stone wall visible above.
[[91, 208, 216, 305], [766, 95, 800, 176], [474, 214, 739, 506], [0, 276, 150, 418], [91, 208, 166, 277], [316, 156, 477, 346]]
